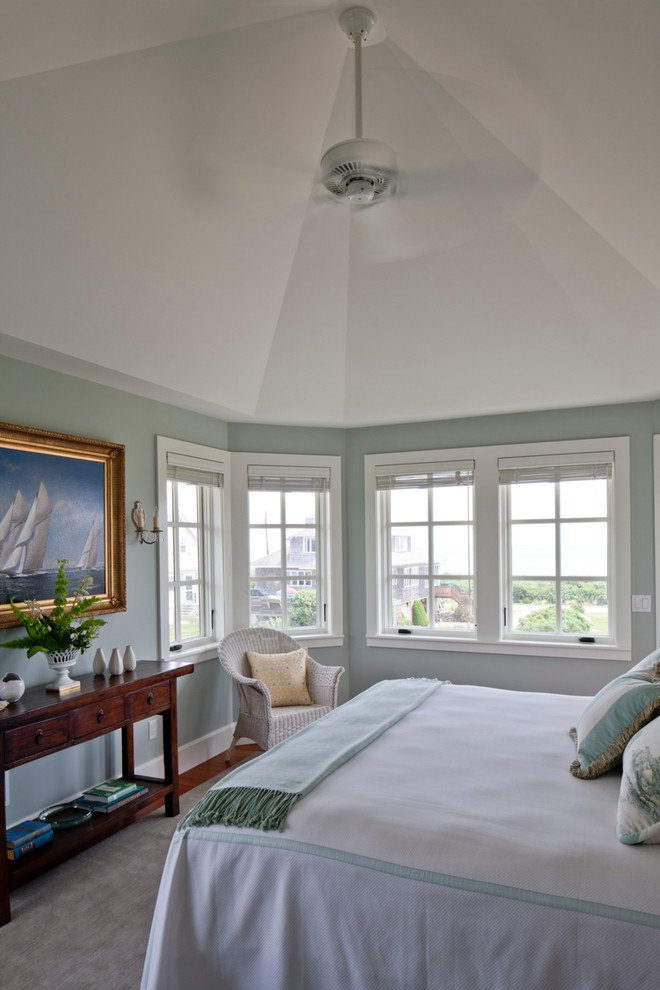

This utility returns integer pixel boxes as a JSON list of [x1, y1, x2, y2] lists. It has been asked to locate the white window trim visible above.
[[365, 438, 631, 661], [156, 436, 232, 662], [231, 451, 343, 646], [654, 435, 660, 648]]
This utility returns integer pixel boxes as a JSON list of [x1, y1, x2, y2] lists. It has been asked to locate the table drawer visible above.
[[5, 715, 71, 764], [74, 696, 125, 738], [125, 682, 170, 719]]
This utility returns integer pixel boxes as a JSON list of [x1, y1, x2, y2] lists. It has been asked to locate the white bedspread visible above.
[[141, 684, 660, 989]]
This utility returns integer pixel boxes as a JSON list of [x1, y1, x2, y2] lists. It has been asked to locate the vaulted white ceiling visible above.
[[1, 0, 658, 427]]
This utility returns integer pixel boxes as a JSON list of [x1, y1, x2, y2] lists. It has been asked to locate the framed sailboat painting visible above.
[[0, 422, 126, 628]]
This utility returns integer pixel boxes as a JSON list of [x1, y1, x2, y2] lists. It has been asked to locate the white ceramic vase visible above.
[[108, 647, 123, 675], [123, 645, 137, 671], [0, 674, 25, 703], [46, 648, 80, 694], [92, 648, 107, 675]]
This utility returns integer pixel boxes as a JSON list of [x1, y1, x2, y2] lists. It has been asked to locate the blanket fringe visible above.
[[179, 786, 301, 833]]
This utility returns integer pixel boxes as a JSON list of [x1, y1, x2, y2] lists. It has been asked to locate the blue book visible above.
[[6, 819, 52, 849], [7, 829, 54, 860]]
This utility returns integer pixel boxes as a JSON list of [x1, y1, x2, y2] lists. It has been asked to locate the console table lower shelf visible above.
[[0, 660, 194, 925]]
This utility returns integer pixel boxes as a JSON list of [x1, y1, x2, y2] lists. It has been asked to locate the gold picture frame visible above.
[[0, 421, 126, 628]]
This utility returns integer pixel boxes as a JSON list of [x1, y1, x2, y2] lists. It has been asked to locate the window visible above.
[[500, 453, 613, 642], [365, 438, 631, 660], [231, 453, 343, 644], [375, 462, 475, 633], [247, 466, 327, 634], [157, 438, 228, 659]]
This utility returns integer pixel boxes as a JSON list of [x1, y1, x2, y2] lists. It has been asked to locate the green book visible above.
[[81, 778, 140, 804]]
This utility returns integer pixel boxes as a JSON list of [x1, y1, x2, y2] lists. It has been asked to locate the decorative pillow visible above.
[[246, 647, 313, 707], [628, 647, 660, 679], [570, 660, 660, 779], [616, 717, 660, 844]]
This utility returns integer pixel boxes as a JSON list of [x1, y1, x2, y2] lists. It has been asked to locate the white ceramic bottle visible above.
[[108, 647, 123, 675], [123, 645, 137, 671], [92, 648, 107, 675]]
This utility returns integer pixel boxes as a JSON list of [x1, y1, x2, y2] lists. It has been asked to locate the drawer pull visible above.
[[97, 709, 104, 723], [35, 729, 43, 744], [147, 693, 154, 705]]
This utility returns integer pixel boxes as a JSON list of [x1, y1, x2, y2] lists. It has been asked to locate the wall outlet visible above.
[[148, 719, 158, 741]]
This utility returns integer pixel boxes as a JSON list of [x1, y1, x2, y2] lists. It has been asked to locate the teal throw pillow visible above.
[[570, 654, 660, 779]]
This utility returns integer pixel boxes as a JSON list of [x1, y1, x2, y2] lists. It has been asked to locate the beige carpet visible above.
[[0, 768, 242, 990]]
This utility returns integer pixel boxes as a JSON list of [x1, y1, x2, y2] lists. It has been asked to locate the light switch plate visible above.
[[632, 595, 652, 612]]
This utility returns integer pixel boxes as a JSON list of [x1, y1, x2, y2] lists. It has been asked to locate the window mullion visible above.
[[555, 482, 561, 634], [171, 483, 182, 645], [428, 487, 434, 630]]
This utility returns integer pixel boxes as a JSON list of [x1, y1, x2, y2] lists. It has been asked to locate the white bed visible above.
[[141, 683, 660, 989]]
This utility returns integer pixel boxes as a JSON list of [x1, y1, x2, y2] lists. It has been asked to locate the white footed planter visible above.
[[46, 648, 80, 694]]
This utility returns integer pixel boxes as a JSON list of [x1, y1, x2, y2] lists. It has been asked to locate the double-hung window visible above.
[[375, 462, 475, 633], [500, 452, 613, 642], [231, 453, 343, 644], [247, 466, 329, 634], [366, 438, 630, 659], [157, 437, 228, 659]]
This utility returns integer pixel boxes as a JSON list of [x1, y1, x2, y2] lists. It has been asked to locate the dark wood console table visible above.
[[0, 660, 194, 925]]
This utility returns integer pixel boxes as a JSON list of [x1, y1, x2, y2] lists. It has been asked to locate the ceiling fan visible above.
[[317, 4, 538, 259], [320, 6, 397, 206]]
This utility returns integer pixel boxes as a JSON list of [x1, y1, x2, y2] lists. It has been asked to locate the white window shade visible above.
[[498, 452, 613, 485], [167, 451, 224, 488], [376, 461, 474, 491], [247, 464, 330, 493]]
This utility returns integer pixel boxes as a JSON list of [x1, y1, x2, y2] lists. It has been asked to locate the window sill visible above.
[[366, 634, 631, 662], [163, 643, 219, 664], [291, 634, 344, 649]]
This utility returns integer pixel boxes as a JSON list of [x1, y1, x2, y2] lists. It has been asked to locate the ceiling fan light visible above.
[[345, 177, 375, 204], [321, 138, 397, 203]]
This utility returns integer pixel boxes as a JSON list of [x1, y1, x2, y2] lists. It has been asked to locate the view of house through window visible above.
[[163, 447, 224, 652], [377, 463, 475, 633], [247, 466, 329, 633]]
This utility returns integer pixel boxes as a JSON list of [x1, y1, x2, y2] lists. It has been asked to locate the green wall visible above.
[[345, 402, 658, 696], [1, 354, 659, 822], [0, 356, 234, 822]]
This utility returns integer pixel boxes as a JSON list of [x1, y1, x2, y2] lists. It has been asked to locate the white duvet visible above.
[[141, 684, 660, 989]]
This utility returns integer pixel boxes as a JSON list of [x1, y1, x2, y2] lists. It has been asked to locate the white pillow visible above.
[[616, 716, 660, 844]]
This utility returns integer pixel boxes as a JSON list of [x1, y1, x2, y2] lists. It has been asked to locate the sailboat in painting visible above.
[[0, 490, 28, 571], [77, 515, 101, 569], [2, 482, 52, 575]]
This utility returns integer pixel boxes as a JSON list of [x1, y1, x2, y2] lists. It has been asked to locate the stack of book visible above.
[[79, 778, 148, 813], [7, 819, 54, 861]]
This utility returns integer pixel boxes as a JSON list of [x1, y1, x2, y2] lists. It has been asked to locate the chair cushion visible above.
[[246, 647, 313, 707]]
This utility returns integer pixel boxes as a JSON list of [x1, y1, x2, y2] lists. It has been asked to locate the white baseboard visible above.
[[136, 723, 252, 778]]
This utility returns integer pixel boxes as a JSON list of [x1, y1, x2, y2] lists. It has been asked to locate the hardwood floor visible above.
[[179, 742, 261, 795]]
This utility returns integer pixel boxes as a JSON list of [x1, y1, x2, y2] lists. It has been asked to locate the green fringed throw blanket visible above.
[[180, 677, 443, 833]]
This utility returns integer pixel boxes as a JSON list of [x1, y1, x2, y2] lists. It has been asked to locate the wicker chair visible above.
[[219, 628, 345, 762]]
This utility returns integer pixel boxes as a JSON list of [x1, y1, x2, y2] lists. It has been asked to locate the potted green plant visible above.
[[1, 559, 106, 694]]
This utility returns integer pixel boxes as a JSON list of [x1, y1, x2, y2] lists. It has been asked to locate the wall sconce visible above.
[[132, 501, 162, 545]]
